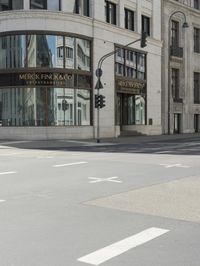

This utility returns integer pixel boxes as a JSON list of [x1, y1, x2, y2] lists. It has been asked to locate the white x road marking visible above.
[[88, 176, 122, 184], [159, 163, 190, 168]]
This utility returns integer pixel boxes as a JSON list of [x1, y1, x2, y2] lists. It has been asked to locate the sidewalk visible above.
[[0, 133, 200, 150]]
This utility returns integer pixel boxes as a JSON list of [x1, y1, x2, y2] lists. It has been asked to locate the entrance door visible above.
[[174, 113, 181, 134]]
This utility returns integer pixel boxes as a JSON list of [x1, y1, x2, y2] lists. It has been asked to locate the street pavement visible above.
[[0, 134, 200, 266]]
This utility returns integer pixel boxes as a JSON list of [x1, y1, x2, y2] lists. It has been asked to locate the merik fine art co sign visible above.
[[0, 72, 73, 87]]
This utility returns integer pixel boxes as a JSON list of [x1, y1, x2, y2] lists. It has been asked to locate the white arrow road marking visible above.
[[78, 227, 169, 265], [88, 176, 122, 184], [159, 163, 190, 168], [0, 171, 17, 175], [53, 162, 88, 168]]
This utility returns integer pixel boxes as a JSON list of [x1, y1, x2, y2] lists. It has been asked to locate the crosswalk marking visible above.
[[78, 227, 169, 265]]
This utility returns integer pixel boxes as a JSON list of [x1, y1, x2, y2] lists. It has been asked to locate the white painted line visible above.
[[53, 162, 88, 168], [78, 227, 169, 265], [159, 163, 190, 168], [0, 200, 6, 203], [154, 151, 172, 154], [88, 176, 122, 184], [0, 171, 17, 175], [37, 156, 54, 159]]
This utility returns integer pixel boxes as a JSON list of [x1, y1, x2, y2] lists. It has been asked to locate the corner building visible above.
[[0, 0, 162, 140]]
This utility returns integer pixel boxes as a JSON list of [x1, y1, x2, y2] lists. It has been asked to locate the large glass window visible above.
[[0, 0, 23, 10], [0, 33, 91, 70], [120, 94, 145, 125], [27, 35, 64, 68], [115, 47, 146, 81], [76, 38, 90, 71], [65, 37, 75, 69], [0, 35, 26, 68], [0, 87, 91, 126]]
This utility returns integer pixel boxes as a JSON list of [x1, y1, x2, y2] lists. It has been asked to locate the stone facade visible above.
[[0, 0, 162, 140], [162, 0, 200, 134]]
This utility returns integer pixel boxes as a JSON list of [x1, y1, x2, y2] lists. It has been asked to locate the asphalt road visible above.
[[0, 135, 200, 266]]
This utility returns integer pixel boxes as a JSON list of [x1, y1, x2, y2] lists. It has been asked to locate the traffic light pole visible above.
[[96, 35, 146, 143]]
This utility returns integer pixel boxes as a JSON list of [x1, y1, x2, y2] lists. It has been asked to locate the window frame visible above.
[[124, 8, 134, 31], [105, 0, 117, 25]]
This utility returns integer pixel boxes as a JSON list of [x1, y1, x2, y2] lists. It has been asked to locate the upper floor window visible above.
[[142, 15, 150, 36], [0, 0, 23, 11], [105, 1, 116, 25], [124, 8, 134, 31], [194, 72, 200, 104], [115, 47, 146, 81], [171, 20, 179, 47], [30, 0, 60, 11], [74, 0, 90, 17], [194, 28, 200, 53], [172, 68, 180, 101]]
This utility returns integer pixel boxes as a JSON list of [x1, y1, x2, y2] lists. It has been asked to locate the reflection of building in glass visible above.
[[65, 37, 74, 69], [27, 35, 53, 67], [76, 39, 90, 71], [0, 35, 25, 68]]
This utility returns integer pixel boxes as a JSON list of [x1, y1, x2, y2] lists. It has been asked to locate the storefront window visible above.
[[135, 95, 145, 124], [0, 35, 26, 68], [76, 39, 90, 71], [0, 87, 91, 127], [65, 37, 75, 69], [27, 35, 64, 68], [0, 32, 91, 128], [76, 89, 90, 125]]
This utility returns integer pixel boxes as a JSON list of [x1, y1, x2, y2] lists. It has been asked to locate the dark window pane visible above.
[[0, 0, 9, 11], [12, 0, 23, 9], [47, 0, 60, 11], [30, 0, 46, 9], [142, 15, 150, 36]]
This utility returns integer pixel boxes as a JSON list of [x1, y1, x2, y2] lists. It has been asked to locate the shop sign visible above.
[[18, 73, 73, 87], [117, 79, 146, 94], [0, 72, 73, 87]]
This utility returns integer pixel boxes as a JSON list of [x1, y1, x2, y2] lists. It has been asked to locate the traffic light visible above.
[[95, 95, 106, 108], [99, 95, 106, 108], [95, 94, 100, 108], [141, 32, 147, 48]]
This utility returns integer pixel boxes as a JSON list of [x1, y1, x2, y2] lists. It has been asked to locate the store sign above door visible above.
[[117, 80, 146, 94], [0, 72, 73, 87]]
